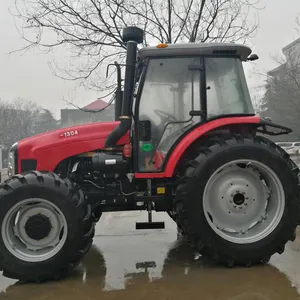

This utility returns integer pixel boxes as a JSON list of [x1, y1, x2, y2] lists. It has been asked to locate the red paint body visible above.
[[134, 115, 261, 178], [17, 115, 260, 176], [18, 122, 129, 172]]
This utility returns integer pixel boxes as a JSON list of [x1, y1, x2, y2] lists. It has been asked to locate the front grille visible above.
[[21, 159, 37, 172]]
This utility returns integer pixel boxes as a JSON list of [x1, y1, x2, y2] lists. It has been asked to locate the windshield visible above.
[[138, 57, 201, 126], [137, 56, 254, 172]]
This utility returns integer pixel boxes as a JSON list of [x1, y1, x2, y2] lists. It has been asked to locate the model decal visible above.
[[60, 130, 79, 138]]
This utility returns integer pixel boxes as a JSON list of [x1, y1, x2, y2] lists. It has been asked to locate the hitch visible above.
[[136, 202, 165, 230]]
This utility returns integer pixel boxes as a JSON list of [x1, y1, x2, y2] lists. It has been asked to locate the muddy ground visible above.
[[0, 211, 299, 300]]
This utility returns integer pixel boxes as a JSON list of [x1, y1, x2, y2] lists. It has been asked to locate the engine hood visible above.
[[16, 121, 130, 172]]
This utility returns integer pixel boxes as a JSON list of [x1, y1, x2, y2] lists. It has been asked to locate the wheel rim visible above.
[[1, 198, 68, 262], [203, 159, 285, 244]]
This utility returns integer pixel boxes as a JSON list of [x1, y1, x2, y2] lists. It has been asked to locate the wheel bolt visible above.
[[230, 200, 233, 203], [244, 203, 248, 206], [233, 205, 237, 208], [239, 207, 242, 209], [242, 192, 245, 195]]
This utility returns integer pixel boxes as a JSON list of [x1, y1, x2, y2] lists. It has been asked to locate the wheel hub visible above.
[[233, 193, 245, 206], [213, 165, 267, 221], [227, 188, 253, 214], [25, 214, 52, 241], [1, 199, 68, 262], [203, 160, 284, 244]]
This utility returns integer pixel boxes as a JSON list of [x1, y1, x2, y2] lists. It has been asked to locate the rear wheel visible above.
[[167, 211, 185, 239], [0, 171, 95, 282], [174, 134, 300, 266]]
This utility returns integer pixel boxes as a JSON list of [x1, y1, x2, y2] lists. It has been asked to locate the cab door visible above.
[[136, 56, 202, 172]]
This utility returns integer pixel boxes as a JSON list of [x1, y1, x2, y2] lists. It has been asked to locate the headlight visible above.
[[7, 142, 18, 178]]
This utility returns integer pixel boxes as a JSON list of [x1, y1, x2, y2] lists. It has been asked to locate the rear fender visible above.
[[134, 115, 292, 179]]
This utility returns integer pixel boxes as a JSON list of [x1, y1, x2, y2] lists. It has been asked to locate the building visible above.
[[60, 99, 115, 128], [262, 37, 300, 142], [267, 37, 300, 79]]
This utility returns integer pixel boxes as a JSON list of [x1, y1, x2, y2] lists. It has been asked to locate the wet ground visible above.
[[0, 211, 300, 300]]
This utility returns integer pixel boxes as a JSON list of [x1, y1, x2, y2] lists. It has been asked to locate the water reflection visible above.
[[0, 237, 299, 300]]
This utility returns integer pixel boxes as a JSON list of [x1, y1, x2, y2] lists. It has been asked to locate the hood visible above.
[[19, 121, 121, 152], [16, 121, 130, 172]]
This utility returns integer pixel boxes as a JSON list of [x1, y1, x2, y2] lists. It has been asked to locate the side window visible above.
[[205, 57, 254, 118]]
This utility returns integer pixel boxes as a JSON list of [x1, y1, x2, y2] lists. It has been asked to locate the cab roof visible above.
[[138, 42, 252, 61]]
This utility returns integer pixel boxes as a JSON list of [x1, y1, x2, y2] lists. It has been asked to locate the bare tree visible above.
[[0, 99, 38, 148], [0, 99, 58, 153], [250, 89, 266, 114], [296, 13, 300, 35], [12, 0, 261, 93]]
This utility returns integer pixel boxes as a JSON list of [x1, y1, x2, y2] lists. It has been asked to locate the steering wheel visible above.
[[155, 109, 177, 122]]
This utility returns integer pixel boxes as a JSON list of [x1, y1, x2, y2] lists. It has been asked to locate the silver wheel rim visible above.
[[203, 159, 285, 244], [1, 198, 68, 262]]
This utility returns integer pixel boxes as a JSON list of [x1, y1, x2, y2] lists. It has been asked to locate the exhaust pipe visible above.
[[114, 62, 122, 121], [105, 27, 144, 147]]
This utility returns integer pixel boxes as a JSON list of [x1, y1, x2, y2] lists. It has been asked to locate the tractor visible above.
[[0, 26, 299, 282]]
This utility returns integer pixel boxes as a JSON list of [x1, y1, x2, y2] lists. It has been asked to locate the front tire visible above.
[[174, 134, 300, 266], [0, 171, 95, 282]]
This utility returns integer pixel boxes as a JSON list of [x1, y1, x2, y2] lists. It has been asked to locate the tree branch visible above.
[[13, 0, 261, 91]]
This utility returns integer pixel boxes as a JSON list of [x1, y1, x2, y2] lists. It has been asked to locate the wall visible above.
[[60, 105, 115, 128]]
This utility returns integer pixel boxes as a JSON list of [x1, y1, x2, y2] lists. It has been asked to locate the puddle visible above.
[[0, 212, 299, 300]]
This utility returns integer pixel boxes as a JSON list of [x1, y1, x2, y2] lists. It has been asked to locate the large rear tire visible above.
[[174, 134, 300, 266], [0, 171, 95, 282]]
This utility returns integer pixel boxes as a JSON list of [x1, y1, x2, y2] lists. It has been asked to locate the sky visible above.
[[0, 0, 299, 119]]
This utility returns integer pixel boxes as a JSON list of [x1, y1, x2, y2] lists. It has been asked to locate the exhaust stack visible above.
[[105, 27, 144, 147]]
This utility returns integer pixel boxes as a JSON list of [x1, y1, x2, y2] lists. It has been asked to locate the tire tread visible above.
[[174, 134, 300, 267], [0, 171, 95, 282]]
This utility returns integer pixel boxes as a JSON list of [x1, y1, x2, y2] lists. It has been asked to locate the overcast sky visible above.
[[0, 0, 299, 118]]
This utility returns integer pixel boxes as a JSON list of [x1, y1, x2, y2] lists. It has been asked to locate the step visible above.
[[135, 222, 165, 230]]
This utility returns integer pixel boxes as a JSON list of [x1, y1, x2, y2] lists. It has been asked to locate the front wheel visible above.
[[174, 134, 300, 266], [0, 171, 95, 282]]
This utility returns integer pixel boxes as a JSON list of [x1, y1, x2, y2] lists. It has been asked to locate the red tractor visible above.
[[1, 27, 299, 282]]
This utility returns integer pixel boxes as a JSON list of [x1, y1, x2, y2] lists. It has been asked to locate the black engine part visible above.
[[92, 152, 128, 176]]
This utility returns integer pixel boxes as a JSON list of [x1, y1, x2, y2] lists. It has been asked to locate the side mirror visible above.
[[247, 54, 259, 61]]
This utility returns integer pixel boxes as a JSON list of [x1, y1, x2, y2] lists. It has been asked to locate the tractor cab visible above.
[[133, 43, 255, 171]]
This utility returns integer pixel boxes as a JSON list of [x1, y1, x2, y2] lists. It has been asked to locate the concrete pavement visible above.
[[0, 211, 300, 300]]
